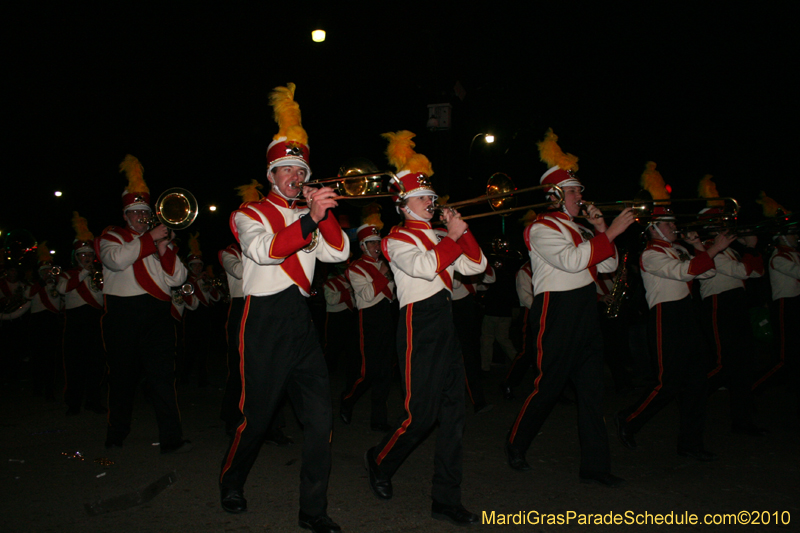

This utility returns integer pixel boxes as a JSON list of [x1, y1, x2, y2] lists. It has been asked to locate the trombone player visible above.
[[504, 129, 634, 486], [97, 154, 191, 453]]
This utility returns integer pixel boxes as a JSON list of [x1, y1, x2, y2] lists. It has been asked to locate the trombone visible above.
[[289, 171, 405, 201], [429, 173, 564, 221], [142, 188, 199, 230], [577, 190, 740, 221]]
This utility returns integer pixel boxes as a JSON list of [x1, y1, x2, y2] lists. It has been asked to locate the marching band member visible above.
[[751, 192, 799, 415], [0, 263, 31, 385], [616, 162, 734, 461], [696, 177, 766, 435], [499, 259, 533, 400], [58, 212, 106, 415], [97, 154, 191, 453], [505, 130, 633, 486], [218, 240, 245, 434], [365, 131, 486, 526], [218, 84, 347, 533], [322, 263, 357, 374], [341, 213, 396, 431]]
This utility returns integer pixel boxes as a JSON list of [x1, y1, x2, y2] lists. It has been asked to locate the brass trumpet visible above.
[[428, 173, 564, 221], [171, 283, 195, 305]]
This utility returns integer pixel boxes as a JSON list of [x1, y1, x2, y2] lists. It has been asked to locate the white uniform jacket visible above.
[[699, 246, 763, 300], [231, 192, 350, 297], [219, 243, 244, 299], [768, 245, 800, 300], [346, 255, 395, 310], [381, 220, 487, 308], [97, 226, 187, 301], [515, 261, 533, 309], [525, 212, 618, 297], [57, 267, 104, 310], [323, 273, 355, 312], [640, 238, 715, 309]]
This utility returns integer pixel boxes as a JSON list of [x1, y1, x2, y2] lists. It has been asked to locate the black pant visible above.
[[341, 299, 393, 425], [507, 284, 610, 473], [183, 304, 213, 385], [619, 296, 708, 452], [102, 295, 183, 449], [373, 290, 465, 506], [703, 289, 758, 427], [220, 297, 244, 426], [504, 307, 533, 387], [28, 311, 60, 397], [452, 295, 488, 407], [63, 305, 105, 410], [324, 308, 358, 373], [219, 287, 332, 516]]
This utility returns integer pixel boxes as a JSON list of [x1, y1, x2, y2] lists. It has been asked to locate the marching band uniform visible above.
[[219, 84, 347, 532], [58, 214, 106, 415], [98, 154, 190, 453], [505, 130, 628, 486], [700, 241, 765, 433], [0, 268, 31, 384], [183, 237, 220, 387], [365, 131, 486, 525], [26, 248, 64, 400], [341, 222, 396, 430], [219, 242, 245, 434], [617, 163, 730, 461]]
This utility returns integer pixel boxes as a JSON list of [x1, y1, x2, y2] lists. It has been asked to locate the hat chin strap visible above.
[[404, 206, 430, 222], [650, 223, 669, 241]]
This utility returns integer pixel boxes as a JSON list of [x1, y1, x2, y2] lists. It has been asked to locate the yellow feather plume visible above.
[[519, 209, 537, 226], [119, 154, 148, 194], [640, 161, 669, 200], [436, 195, 450, 206], [362, 213, 384, 231], [537, 129, 579, 172], [188, 232, 202, 257], [382, 130, 417, 172], [361, 202, 381, 219], [235, 179, 264, 203], [71, 211, 94, 241], [756, 191, 790, 217], [269, 83, 308, 145], [37, 241, 51, 263], [698, 174, 724, 207]]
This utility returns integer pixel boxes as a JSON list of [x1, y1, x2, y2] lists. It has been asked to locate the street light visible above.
[[312, 29, 326, 42]]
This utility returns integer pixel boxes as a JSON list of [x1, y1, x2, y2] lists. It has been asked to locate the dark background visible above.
[[4, 3, 797, 267]]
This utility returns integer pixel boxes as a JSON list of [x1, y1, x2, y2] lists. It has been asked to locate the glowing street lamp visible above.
[[209, 205, 217, 212], [312, 29, 326, 42], [54, 191, 63, 197]]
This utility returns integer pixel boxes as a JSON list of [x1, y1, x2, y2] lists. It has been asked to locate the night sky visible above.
[[4, 4, 797, 267]]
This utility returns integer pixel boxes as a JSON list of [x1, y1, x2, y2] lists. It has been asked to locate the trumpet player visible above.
[[97, 154, 191, 454], [182, 234, 220, 388], [616, 164, 735, 462], [504, 129, 634, 487], [57, 212, 106, 416]]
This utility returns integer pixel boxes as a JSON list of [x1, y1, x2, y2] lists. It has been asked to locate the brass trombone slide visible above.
[[289, 171, 405, 201], [577, 191, 740, 221]]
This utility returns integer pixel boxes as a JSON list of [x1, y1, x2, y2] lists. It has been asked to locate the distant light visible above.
[[54, 191, 63, 197], [50, 250, 56, 255], [484, 134, 495, 144], [665, 184, 673, 194], [312, 29, 326, 42], [209, 205, 217, 212]]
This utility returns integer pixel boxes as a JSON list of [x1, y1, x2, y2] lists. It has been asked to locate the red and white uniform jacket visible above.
[[346, 255, 395, 310], [452, 264, 495, 302], [219, 243, 244, 299], [381, 220, 487, 308], [184, 272, 221, 309], [525, 212, 617, 297], [768, 245, 800, 301], [515, 261, 533, 309], [231, 191, 350, 297], [27, 280, 63, 314], [0, 279, 32, 320], [699, 245, 763, 300], [57, 267, 104, 310], [96, 226, 187, 301], [640, 239, 715, 309], [323, 273, 355, 313]]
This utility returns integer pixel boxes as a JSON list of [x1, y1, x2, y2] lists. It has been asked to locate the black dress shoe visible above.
[[731, 424, 769, 437], [339, 399, 353, 425], [161, 439, 193, 454], [364, 447, 392, 499], [265, 428, 294, 446], [579, 470, 625, 487], [298, 511, 341, 532], [220, 486, 247, 513], [677, 448, 718, 462], [499, 382, 515, 400], [505, 441, 531, 472], [615, 413, 637, 450], [431, 500, 479, 526], [370, 423, 392, 432]]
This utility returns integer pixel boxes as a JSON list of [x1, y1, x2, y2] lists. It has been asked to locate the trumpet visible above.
[[141, 188, 199, 230], [171, 283, 195, 305], [47, 265, 62, 298], [428, 173, 564, 221]]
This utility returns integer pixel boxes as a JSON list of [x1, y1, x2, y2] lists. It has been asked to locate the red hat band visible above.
[[540, 167, 583, 194], [357, 224, 381, 243], [122, 191, 151, 211], [267, 139, 310, 169], [73, 240, 95, 254]]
